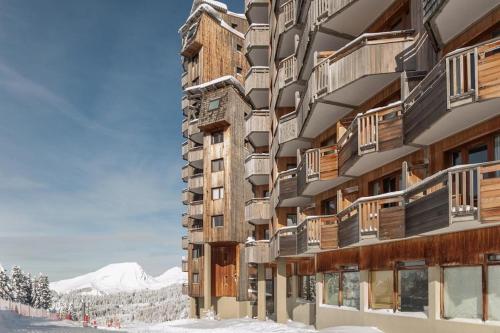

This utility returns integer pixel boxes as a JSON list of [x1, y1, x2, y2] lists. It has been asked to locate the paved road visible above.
[[0, 310, 119, 332]]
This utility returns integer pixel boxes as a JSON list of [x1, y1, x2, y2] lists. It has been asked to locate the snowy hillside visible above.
[[50, 263, 186, 295]]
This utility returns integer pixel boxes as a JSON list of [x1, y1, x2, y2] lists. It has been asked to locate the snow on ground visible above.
[[50, 263, 186, 295], [124, 318, 383, 333], [0, 310, 112, 332]]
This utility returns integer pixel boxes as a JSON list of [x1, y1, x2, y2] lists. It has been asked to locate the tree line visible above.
[[0, 265, 52, 310]]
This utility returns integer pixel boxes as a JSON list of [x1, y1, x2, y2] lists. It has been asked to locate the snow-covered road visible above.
[[0, 310, 112, 332]]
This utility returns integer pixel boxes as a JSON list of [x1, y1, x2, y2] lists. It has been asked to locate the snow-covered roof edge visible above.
[[180, 4, 244, 39], [184, 75, 245, 96]]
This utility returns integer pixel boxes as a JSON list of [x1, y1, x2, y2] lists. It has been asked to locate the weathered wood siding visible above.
[[405, 187, 449, 236], [379, 206, 405, 240], [338, 215, 359, 248], [212, 245, 237, 297]]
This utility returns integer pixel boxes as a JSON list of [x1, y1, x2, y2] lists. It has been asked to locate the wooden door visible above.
[[212, 245, 236, 297]]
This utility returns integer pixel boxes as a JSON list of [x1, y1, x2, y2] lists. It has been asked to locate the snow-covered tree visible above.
[[0, 270, 12, 300], [24, 273, 33, 306], [37, 275, 52, 309], [10, 266, 28, 303]]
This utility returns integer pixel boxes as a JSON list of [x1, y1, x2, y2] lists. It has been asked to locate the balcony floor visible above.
[[301, 101, 352, 139], [301, 175, 350, 196]]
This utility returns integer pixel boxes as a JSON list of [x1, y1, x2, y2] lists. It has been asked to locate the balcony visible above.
[[245, 154, 270, 185], [245, 0, 269, 24], [188, 200, 204, 219], [404, 38, 500, 146], [245, 109, 270, 147], [188, 173, 203, 194], [272, 111, 311, 158], [245, 24, 269, 66], [303, 31, 414, 137], [182, 213, 189, 228], [182, 164, 190, 182], [182, 189, 192, 205], [182, 283, 188, 295], [188, 119, 203, 144], [276, 0, 301, 60], [274, 55, 301, 108], [245, 240, 270, 263], [270, 227, 298, 259], [245, 67, 270, 109], [182, 236, 188, 250], [189, 282, 202, 298], [271, 169, 311, 208], [188, 146, 204, 169], [245, 198, 271, 225], [181, 95, 194, 116], [182, 118, 188, 138], [189, 228, 204, 244], [423, 0, 498, 49], [404, 161, 500, 236], [182, 141, 189, 160], [182, 259, 188, 272], [297, 215, 338, 255], [298, 145, 349, 196], [338, 102, 418, 177]]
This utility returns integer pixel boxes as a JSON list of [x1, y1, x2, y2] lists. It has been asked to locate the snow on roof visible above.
[[192, 0, 228, 13], [180, 3, 244, 39], [227, 10, 246, 20], [184, 75, 244, 95]]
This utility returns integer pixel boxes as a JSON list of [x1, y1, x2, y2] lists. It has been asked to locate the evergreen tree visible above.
[[24, 273, 33, 306], [37, 275, 52, 310], [10, 266, 28, 303], [32, 275, 41, 308], [0, 270, 12, 300]]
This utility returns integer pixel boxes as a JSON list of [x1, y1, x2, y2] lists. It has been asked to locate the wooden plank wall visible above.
[[317, 225, 500, 271], [379, 206, 405, 240], [338, 215, 359, 248], [212, 245, 237, 297], [405, 187, 449, 236]]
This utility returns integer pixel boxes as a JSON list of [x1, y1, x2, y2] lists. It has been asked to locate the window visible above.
[[342, 271, 360, 309], [286, 163, 296, 170], [212, 215, 224, 228], [212, 187, 224, 200], [488, 265, 500, 321], [208, 98, 221, 111], [495, 135, 500, 160], [370, 270, 393, 309], [298, 275, 316, 302], [192, 244, 202, 258], [397, 262, 428, 312], [322, 197, 337, 215], [236, 66, 242, 75], [231, 23, 238, 29], [192, 219, 203, 230], [236, 43, 242, 52], [211, 159, 224, 172], [324, 273, 340, 306], [286, 214, 297, 226], [443, 266, 482, 319], [212, 131, 224, 144], [192, 273, 200, 283]]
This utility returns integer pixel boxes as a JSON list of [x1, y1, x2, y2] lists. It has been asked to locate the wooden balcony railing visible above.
[[181, 164, 190, 182], [278, 0, 298, 34], [245, 198, 271, 224], [278, 55, 298, 90], [245, 109, 270, 145], [181, 141, 189, 160], [278, 112, 298, 144], [181, 260, 188, 272], [245, 24, 269, 52], [245, 154, 270, 182], [245, 240, 270, 263], [297, 215, 338, 254], [271, 168, 298, 207], [188, 173, 203, 191], [270, 226, 298, 259], [182, 189, 191, 205], [188, 200, 204, 217], [189, 283, 202, 298], [189, 228, 204, 244], [182, 283, 189, 295], [404, 38, 500, 145], [182, 236, 188, 250], [245, 66, 270, 94]]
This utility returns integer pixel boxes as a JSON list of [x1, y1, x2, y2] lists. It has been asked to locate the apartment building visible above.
[[180, 0, 255, 319], [242, 0, 500, 332]]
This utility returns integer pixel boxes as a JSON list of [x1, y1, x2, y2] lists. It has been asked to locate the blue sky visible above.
[[0, 0, 243, 281]]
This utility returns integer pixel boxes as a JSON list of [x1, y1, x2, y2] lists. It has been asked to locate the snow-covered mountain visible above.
[[50, 262, 186, 295]]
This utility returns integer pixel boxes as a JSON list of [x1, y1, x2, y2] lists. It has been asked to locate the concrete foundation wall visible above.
[[213, 297, 252, 319]]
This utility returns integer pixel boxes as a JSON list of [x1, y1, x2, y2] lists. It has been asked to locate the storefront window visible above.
[[370, 270, 393, 309], [488, 265, 500, 321], [324, 273, 340, 306], [444, 266, 482, 319], [342, 271, 360, 309], [398, 267, 428, 312]]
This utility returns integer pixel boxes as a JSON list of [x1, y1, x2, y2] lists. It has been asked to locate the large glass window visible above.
[[298, 275, 316, 302], [211, 159, 224, 172], [324, 273, 340, 306], [443, 266, 483, 319], [398, 265, 428, 312], [488, 265, 500, 321], [370, 270, 393, 310], [342, 271, 360, 309]]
